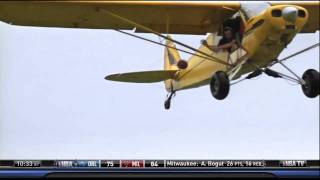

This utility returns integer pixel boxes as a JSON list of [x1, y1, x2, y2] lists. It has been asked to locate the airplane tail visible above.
[[105, 36, 181, 92], [164, 36, 181, 91], [164, 35, 181, 70]]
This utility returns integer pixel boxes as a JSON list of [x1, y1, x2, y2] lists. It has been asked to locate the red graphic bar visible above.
[[120, 160, 144, 168]]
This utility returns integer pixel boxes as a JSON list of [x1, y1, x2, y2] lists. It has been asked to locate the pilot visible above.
[[201, 26, 238, 53]]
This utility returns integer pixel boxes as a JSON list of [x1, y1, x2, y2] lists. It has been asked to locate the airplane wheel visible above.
[[164, 100, 171, 110], [210, 71, 230, 100], [301, 69, 319, 98]]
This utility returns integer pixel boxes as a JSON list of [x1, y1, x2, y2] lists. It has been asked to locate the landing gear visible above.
[[301, 69, 319, 98], [210, 71, 230, 100], [164, 91, 176, 110], [261, 64, 319, 99]]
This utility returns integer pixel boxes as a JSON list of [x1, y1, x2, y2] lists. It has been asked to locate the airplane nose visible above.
[[282, 7, 298, 23]]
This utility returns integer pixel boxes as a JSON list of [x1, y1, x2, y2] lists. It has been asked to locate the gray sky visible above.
[[0, 20, 319, 160]]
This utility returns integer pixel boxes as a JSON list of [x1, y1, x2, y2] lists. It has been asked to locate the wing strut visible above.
[[269, 43, 319, 67], [101, 8, 233, 67], [115, 29, 224, 63]]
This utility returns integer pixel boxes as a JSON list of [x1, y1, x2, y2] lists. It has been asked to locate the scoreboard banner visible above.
[[0, 159, 319, 178], [0, 159, 318, 168]]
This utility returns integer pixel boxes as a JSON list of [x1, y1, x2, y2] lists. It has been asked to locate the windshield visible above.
[[240, 2, 271, 21]]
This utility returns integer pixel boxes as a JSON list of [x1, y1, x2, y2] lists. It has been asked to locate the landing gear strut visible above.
[[262, 65, 319, 98], [164, 91, 176, 110]]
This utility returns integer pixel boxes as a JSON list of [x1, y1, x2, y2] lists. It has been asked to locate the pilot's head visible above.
[[223, 26, 233, 39]]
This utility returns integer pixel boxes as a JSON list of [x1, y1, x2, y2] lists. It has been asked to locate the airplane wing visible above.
[[0, 1, 240, 35], [105, 70, 178, 83], [270, 1, 319, 33]]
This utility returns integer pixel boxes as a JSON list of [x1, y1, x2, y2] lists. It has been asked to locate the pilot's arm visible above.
[[201, 40, 218, 52], [201, 39, 236, 52], [217, 39, 236, 51]]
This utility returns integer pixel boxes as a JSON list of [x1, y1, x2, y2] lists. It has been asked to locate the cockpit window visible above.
[[240, 2, 271, 21]]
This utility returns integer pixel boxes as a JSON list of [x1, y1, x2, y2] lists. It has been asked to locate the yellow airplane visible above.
[[0, 1, 319, 110]]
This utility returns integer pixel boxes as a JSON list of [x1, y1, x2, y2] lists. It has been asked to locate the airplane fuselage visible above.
[[169, 5, 309, 91]]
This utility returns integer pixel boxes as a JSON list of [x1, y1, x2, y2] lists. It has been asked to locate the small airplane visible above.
[[0, 1, 319, 110]]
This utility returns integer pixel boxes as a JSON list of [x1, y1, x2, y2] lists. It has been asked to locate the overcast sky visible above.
[[0, 20, 319, 160]]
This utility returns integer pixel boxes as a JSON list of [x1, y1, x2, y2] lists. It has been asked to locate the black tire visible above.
[[164, 100, 171, 110], [301, 69, 319, 98], [210, 71, 230, 100]]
